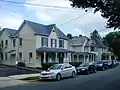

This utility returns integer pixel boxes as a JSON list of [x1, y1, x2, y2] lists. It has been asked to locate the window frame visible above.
[[51, 39, 57, 48], [13, 39, 16, 47], [19, 38, 22, 46], [29, 52, 32, 62], [59, 40, 64, 48]]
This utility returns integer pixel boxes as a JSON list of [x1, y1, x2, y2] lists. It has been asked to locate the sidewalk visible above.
[[9, 73, 40, 79], [0, 73, 40, 88]]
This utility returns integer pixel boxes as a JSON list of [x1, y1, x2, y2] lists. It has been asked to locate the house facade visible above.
[[0, 20, 111, 67], [0, 20, 72, 67]]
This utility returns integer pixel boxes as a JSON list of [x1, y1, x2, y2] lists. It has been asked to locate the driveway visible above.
[[0, 65, 39, 77], [1, 65, 120, 90]]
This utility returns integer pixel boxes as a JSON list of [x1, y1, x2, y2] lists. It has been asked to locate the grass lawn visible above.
[[20, 76, 40, 82]]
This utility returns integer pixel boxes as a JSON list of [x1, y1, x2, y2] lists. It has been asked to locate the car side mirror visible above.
[[61, 67, 64, 70]]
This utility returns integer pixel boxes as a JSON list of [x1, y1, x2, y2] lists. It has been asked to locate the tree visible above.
[[105, 31, 120, 59], [69, 0, 120, 29], [67, 34, 73, 39]]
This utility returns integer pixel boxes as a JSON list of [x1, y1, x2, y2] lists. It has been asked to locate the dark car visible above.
[[16, 61, 25, 67], [113, 60, 119, 67], [76, 63, 96, 75], [95, 61, 108, 71], [105, 60, 114, 68]]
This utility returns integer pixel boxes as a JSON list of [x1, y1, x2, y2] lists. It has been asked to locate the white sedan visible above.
[[39, 63, 76, 81]]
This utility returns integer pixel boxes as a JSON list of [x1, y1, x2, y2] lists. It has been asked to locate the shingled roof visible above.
[[1, 28, 17, 37], [15, 20, 68, 40]]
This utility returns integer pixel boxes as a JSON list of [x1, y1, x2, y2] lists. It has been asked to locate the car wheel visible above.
[[94, 69, 96, 73], [56, 74, 61, 81], [102, 67, 105, 71], [86, 71, 89, 75], [71, 71, 75, 78]]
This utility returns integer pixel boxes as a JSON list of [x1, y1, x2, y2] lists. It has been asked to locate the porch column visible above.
[[109, 55, 111, 60], [55, 53, 58, 63], [69, 53, 72, 62], [77, 55, 79, 62], [87, 55, 89, 63], [72, 54, 74, 62], [64, 53, 67, 63], [43, 52, 46, 63], [84, 55, 86, 63]]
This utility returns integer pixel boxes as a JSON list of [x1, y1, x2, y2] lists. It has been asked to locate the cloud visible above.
[[0, 13, 23, 29], [25, 0, 112, 37]]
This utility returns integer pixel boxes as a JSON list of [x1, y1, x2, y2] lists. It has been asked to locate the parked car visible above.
[[95, 61, 108, 71], [105, 60, 114, 68], [39, 63, 76, 81], [16, 61, 25, 67], [113, 60, 119, 67], [76, 63, 96, 75]]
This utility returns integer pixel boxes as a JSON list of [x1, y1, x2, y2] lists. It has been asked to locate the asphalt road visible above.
[[0, 65, 38, 77], [1, 65, 120, 90]]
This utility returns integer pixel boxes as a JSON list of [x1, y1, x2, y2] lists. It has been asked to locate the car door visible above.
[[60, 64, 69, 78]]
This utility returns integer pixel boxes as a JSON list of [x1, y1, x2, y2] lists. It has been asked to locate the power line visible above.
[[0, 0, 82, 11], [58, 11, 92, 27]]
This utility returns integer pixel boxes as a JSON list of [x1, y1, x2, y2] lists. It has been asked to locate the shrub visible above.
[[69, 62, 82, 68], [41, 62, 58, 70]]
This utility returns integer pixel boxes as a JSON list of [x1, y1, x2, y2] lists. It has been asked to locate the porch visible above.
[[36, 47, 73, 63], [72, 52, 96, 63]]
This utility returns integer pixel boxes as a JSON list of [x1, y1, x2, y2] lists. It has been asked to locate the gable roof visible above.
[[85, 39, 97, 47], [15, 20, 68, 40], [70, 36, 88, 46], [1, 28, 17, 37]]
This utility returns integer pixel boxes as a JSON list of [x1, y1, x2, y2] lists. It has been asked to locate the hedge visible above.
[[41, 62, 58, 70], [69, 62, 82, 68]]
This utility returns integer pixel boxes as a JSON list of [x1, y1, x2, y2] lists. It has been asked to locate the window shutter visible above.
[[41, 37, 44, 47], [46, 38, 48, 47], [55, 39, 57, 47], [51, 39, 53, 47]]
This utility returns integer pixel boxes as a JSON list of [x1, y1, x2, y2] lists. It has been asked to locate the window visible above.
[[51, 39, 57, 48], [5, 53, 7, 60], [29, 52, 32, 62], [91, 47, 95, 51], [41, 37, 48, 47], [13, 39, 16, 47], [19, 52, 22, 61], [1, 40, 3, 47], [1, 53, 3, 60], [5, 40, 8, 46], [19, 38, 22, 46], [59, 40, 64, 48]]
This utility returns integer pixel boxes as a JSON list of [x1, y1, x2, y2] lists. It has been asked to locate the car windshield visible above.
[[79, 63, 89, 67], [49, 64, 62, 70], [96, 61, 103, 64]]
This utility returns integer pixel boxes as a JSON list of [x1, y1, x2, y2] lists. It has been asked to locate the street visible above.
[[1, 65, 120, 90]]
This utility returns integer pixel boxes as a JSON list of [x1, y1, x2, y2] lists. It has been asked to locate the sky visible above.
[[0, 0, 116, 37]]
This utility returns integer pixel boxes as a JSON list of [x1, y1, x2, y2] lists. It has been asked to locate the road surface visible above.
[[1, 65, 120, 90]]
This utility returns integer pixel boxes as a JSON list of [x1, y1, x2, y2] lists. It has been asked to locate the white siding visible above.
[[0, 30, 17, 65], [19, 24, 40, 67]]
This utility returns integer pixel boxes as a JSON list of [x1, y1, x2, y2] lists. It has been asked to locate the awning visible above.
[[36, 47, 73, 53]]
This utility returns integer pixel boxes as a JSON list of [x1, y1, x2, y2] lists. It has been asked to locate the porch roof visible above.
[[73, 52, 95, 55], [36, 47, 73, 53]]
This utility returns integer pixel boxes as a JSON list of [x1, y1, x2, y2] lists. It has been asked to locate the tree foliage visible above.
[[105, 31, 120, 59], [67, 33, 73, 39], [70, 0, 120, 29]]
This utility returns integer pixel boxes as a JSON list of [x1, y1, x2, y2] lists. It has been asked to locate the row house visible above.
[[0, 20, 111, 67]]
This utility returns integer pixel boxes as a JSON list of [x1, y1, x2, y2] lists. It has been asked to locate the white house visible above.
[[0, 20, 112, 67], [0, 20, 72, 67]]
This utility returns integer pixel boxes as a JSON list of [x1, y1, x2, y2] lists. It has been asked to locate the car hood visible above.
[[41, 69, 61, 74], [95, 64, 103, 66], [77, 67, 88, 69]]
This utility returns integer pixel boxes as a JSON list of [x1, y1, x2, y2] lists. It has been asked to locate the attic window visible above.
[[53, 30, 55, 32]]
